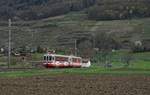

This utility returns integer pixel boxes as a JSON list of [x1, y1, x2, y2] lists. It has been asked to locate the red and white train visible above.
[[43, 53, 91, 68]]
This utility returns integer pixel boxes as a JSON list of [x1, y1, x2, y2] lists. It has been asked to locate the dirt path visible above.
[[0, 75, 150, 95], [90, 21, 103, 32]]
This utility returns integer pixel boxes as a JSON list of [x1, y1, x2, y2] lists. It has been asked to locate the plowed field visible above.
[[0, 75, 150, 95]]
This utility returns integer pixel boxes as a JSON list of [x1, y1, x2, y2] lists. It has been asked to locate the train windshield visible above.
[[44, 55, 53, 61]]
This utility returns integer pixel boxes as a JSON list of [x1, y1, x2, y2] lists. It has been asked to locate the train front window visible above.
[[44, 56, 52, 61], [49, 56, 52, 61], [47, 56, 49, 61], [44, 56, 47, 60]]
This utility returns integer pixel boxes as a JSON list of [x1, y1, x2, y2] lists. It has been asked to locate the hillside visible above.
[[0, 0, 150, 21], [0, 11, 150, 50], [0, 0, 150, 51], [88, 0, 150, 20], [0, 0, 95, 20]]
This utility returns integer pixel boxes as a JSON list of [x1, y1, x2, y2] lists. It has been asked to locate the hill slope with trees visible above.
[[0, 0, 96, 20], [0, 0, 150, 21], [0, 0, 150, 53], [87, 0, 150, 20]]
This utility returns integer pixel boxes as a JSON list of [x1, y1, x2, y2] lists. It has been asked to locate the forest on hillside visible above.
[[0, 0, 150, 21], [87, 0, 150, 20], [0, 0, 96, 20]]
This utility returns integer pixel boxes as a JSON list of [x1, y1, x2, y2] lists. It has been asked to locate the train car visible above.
[[43, 53, 91, 68]]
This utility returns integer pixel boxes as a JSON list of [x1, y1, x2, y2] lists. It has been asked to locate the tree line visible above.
[[1, 0, 150, 21], [87, 0, 150, 20], [0, 0, 96, 20]]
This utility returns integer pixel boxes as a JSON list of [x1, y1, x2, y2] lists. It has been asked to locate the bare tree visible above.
[[94, 32, 119, 66], [78, 40, 94, 58], [121, 52, 133, 67]]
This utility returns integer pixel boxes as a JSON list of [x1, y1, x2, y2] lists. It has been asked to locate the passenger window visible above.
[[52, 57, 55, 61]]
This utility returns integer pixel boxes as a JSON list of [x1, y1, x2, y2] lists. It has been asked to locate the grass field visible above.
[[0, 65, 150, 77], [0, 51, 150, 77]]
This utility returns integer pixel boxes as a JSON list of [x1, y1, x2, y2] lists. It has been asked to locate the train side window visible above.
[[55, 56, 68, 62], [73, 58, 78, 62], [78, 59, 81, 63], [52, 57, 55, 61], [69, 58, 72, 63]]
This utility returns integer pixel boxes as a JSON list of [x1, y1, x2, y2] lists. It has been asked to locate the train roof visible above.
[[44, 53, 82, 59]]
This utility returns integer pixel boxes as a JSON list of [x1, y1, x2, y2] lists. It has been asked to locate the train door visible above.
[[68, 57, 73, 67]]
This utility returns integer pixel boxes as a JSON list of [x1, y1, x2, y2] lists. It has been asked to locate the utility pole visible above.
[[8, 19, 12, 68], [92, 33, 95, 48], [75, 39, 77, 56], [28, 28, 34, 50]]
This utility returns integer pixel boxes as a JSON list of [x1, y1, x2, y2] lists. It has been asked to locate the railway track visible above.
[[0, 67, 44, 72], [0, 61, 44, 72]]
